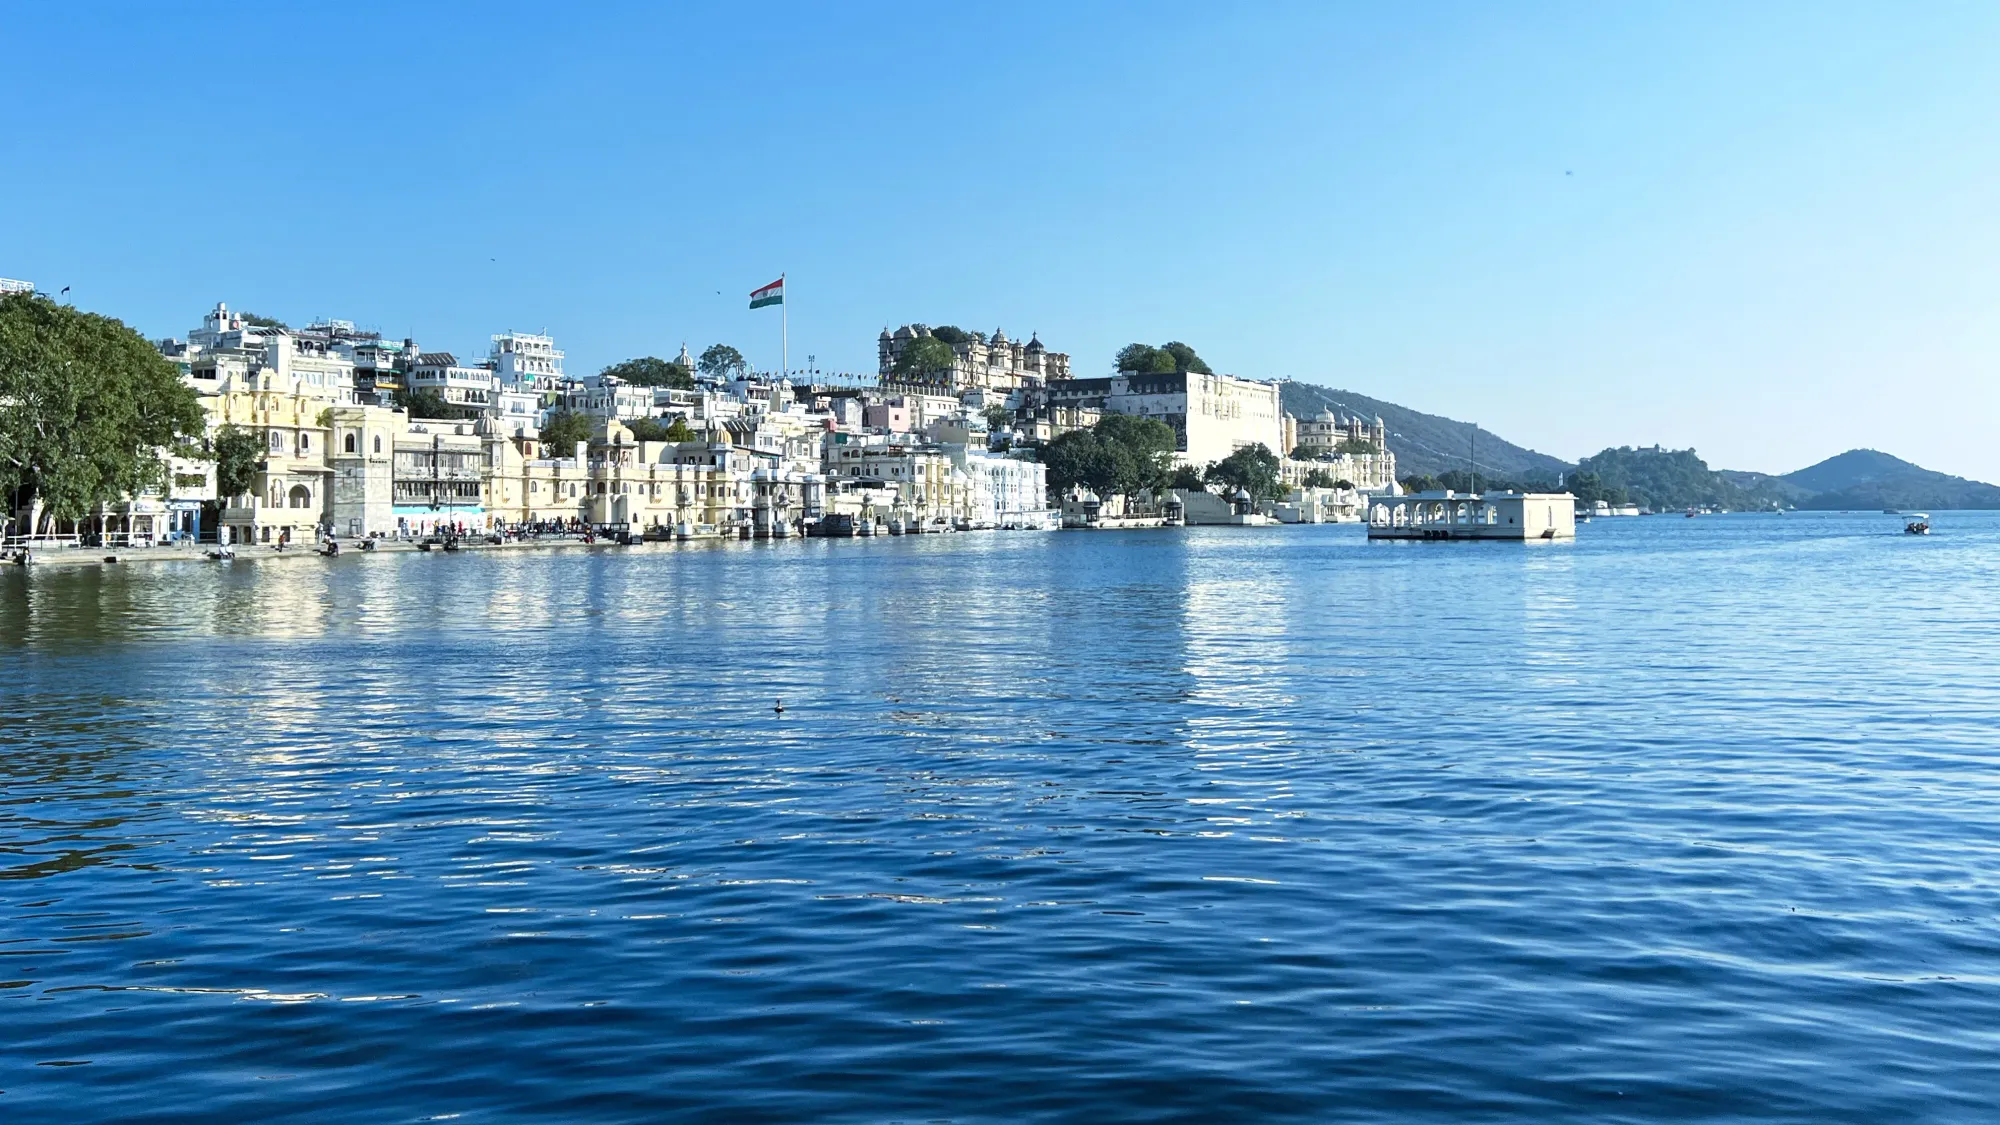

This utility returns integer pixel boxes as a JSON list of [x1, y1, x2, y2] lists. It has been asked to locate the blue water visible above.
[[6, 513, 2000, 1122]]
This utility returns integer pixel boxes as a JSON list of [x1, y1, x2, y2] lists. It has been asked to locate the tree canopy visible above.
[[1040, 415, 1179, 498], [623, 416, 670, 442], [601, 356, 694, 389], [928, 325, 972, 347], [0, 293, 208, 529], [892, 336, 957, 380], [540, 410, 592, 456], [238, 312, 289, 330], [1204, 443, 1286, 501], [1042, 431, 1138, 498], [212, 424, 262, 501], [1116, 340, 1213, 376], [623, 415, 698, 443], [697, 344, 748, 382], [393, 386, 470, 421]]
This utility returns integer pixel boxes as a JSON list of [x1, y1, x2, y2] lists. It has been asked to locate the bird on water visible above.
[[773, 698, 785, 714]]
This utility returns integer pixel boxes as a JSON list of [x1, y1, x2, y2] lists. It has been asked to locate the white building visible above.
[[565, 376, 655, 421], [1367, 491, 1577, 541], [947, 447, 1049, 528], [489, 331, 564, 393], [410, 352, 496, 408], [1039, 370, 1284, 467]]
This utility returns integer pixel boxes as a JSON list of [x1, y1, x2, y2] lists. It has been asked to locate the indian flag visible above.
[[749, 277, 784, 309]]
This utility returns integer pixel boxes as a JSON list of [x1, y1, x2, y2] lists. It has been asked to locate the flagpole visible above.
[[780, 273, 788, 378]]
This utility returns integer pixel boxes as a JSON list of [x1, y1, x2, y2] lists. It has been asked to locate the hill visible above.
[[1574, 447, 1790, 511], [1278, 382, 1573, 480], [1781, 449, 2000, 510]]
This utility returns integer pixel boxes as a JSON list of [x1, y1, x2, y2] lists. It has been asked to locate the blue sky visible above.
[[5, 2, 1997, 479]]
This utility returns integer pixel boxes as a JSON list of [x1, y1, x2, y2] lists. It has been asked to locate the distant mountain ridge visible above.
[[1279, 382, 1572, 480], [1777, 449, 2000, 510], [1280, 382, 2000, 510]]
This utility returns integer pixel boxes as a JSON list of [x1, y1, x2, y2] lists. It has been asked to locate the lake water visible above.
[[6, 513, 2000, 1123]]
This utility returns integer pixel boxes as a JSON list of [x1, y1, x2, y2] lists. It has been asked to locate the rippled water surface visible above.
[[6, 513, 2000, 1123]]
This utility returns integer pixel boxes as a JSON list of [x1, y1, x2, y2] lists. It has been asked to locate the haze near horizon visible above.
[[3, 2, 1995, 480]]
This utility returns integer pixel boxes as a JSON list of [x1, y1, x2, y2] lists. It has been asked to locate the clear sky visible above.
[[5, 2, 1997, 479]]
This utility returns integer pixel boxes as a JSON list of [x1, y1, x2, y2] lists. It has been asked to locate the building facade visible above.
[[1039, 370, 1285, 467], [877, 325, 1069, 394]]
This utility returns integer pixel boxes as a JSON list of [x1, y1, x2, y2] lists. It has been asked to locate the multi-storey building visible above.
[[945, 446, 1049, 528], [392, 423, 489, 537], [1038, 370, 1284, 467], [326, 404, 406, 537], [1279, 408, 1397, 491], [877, 325, 1069, 395], [825, 440, 970, 527], [1284, 409, 1386, 458], [489, 331, 564, 394], [409, 352, 495, 409], [564, 376, 654, 421]]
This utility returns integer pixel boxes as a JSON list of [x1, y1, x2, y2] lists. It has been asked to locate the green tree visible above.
[[0, 293, 207, 533], [1399, 474, 1445, 493], [600, 356, 694, 389], [1115, 343, 1176, 374], [1160, 341, 1212, 375], [623, 416, 671, 442], [1041, 430, 1100, 494], [1335, 437, 1380, 455], [1092, 414, 1177, 493], [892, 336, 957, 380], [623, 415, 698, 442], [393, 387, 467, 420], [697, 344, 748, 382], [982, 404, 1013, 431], [1205, 443, 1285, 501], [212, 424, 263, 501], [1118, 340, 1212, 375], [929, 325, 972, 347], [540, 410, 592, 456], [1301, 468, 1339, 489], [239, 312, 289, 329], [1168, 464, 1207, 491], [1041, 430, 1134, 496]]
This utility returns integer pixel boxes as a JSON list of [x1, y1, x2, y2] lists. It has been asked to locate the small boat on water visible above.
[[1905, 515, 1931, 535]]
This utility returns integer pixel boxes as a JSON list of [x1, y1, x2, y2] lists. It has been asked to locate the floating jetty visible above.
[[1367, 491, 1577, 541]]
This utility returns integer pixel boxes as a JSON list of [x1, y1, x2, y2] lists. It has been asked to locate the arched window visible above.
[[344, 432, 357, 454], [373, 434, 382, 454], [299, 432, 310, 454], [288, 484, 312, 509]]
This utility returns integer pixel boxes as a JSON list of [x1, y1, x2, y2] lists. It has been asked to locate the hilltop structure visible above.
[[878, 325, 1069, 394]]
